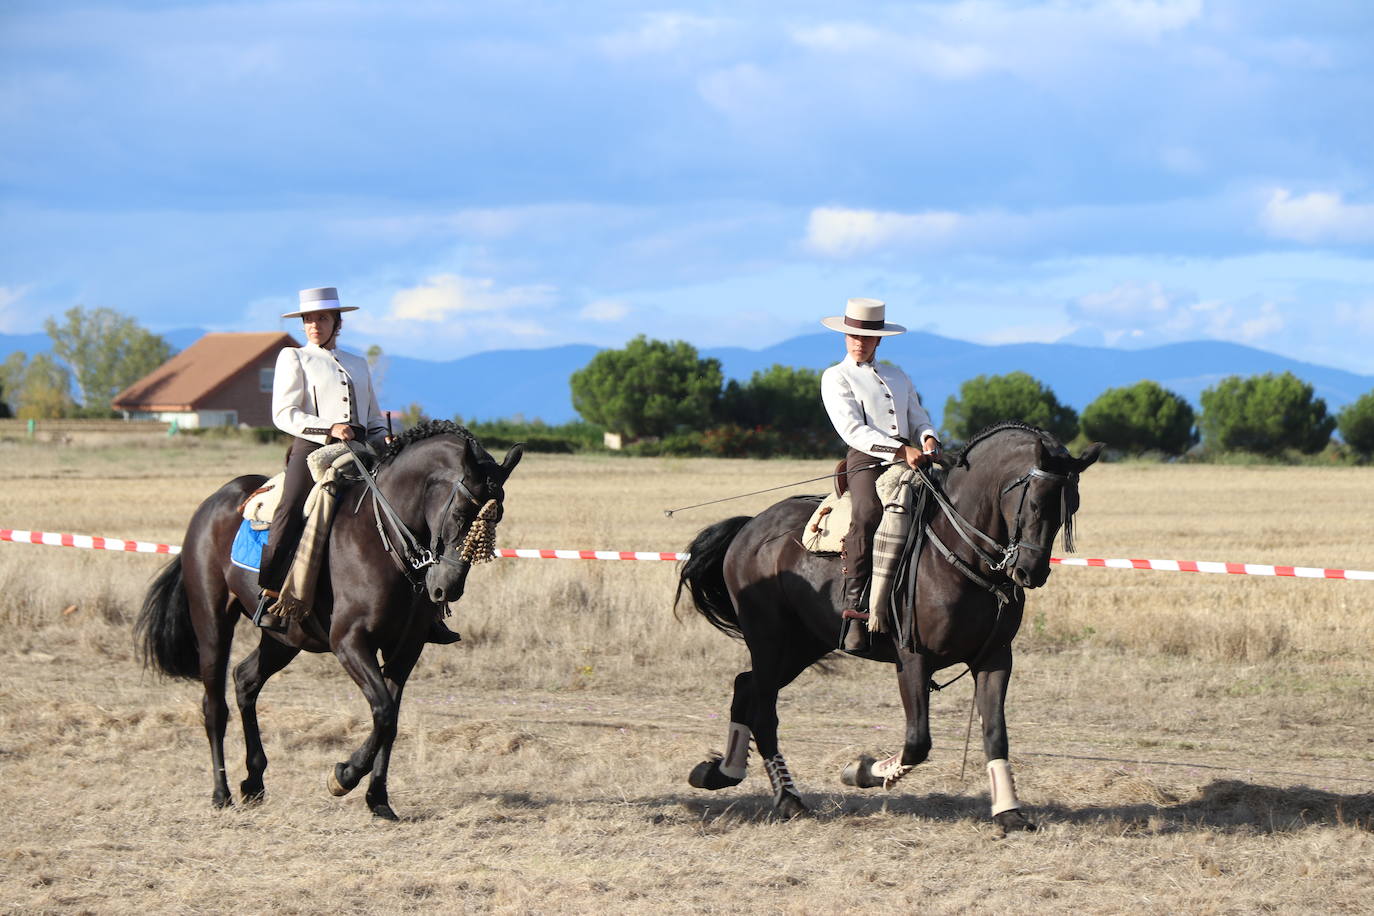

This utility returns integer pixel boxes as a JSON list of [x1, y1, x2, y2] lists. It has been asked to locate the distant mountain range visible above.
[[3, 328, 1371, 428]]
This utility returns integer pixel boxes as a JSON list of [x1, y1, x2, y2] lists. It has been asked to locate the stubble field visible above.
[[1, 437, 1372, 914]]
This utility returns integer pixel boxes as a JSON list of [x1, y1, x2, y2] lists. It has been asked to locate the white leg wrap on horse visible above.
[[763, 754, 798, 806], [719, 722, 751, 780], [872, 752, 914, 790], [987, 758, 1020, 815]]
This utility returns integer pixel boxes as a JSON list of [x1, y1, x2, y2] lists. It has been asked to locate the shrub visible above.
[[1081, 380, 1197, 456], [1199, 372, 1335, 455], [1337, 390, 1374, 457]]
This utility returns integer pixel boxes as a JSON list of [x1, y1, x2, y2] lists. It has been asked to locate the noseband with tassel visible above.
[[459, 499, 500, 565]]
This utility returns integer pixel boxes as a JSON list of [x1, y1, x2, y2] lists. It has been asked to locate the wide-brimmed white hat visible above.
[[821, 298, 907, 337], [280, 287, 359, 319]]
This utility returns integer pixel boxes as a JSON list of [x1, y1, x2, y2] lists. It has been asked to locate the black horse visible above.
[[137, 420, 523, 819], [677, 422, 1102, 829]]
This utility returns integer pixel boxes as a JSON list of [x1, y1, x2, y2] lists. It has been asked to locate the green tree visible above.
[[1080, 380, 1197, 455], [943, 371, 1078, 442], [0, 351, 23, 417], [44, 306, 173, 410], [1337, 390, 1374, 457], [570, 336, 722, 439], [10, 352, 75, 419], [1199, 372, 1335, 455], [366, 344, 387, 400], [722, 364, 831, 434]]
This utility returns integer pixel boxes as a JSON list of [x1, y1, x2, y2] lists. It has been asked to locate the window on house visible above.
[[259, 368, 274, 392]]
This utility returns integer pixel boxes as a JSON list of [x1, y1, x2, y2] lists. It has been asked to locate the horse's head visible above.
[[996, 436, 1103, 589], [420, 437, 524, 606], [380, 421, 524, 607]]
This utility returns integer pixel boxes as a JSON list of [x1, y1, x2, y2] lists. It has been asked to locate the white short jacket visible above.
[[821, 355, 938, 458], [271, 344, 388, 447]]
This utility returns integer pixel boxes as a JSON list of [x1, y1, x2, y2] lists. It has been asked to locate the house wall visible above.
[[123, 410, 238, 428], [203, 359, 278, 427]]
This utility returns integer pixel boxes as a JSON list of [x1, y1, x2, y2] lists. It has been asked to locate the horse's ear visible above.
[[500, 443, 525, 478], [1073, 442, 1105, 471]]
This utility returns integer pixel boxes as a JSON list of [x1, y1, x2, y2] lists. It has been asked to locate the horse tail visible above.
[[135, 555, 201, 680], [675, 515, 752, 638]]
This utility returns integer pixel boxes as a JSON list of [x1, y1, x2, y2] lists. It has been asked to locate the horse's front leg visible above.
[[363, 630, 427, 820], [328, 630, 402, 819], [842, 649, 930, 790], [974, 644, 1035, 833]]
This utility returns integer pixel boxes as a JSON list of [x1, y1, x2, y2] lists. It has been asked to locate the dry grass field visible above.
[[1, 437, 1372, 914]]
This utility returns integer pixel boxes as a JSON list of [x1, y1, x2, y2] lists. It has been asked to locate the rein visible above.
[[344, 444, 497, 592], [900, 462, 1077, 691]]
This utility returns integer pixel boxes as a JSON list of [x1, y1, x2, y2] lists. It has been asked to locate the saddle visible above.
[[801, 463, 907, 554], [238, 443, 365, 527], [231, 442, 376, 623]]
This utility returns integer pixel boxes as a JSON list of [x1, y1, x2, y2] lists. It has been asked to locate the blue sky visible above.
[[2, 1, 1372, 371]]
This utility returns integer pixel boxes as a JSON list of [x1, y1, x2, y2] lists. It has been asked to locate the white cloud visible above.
[[387, 273, 556, 323], [0, 285, 32, 332], [1066, 282, 1287, 346], [1260, 189, 1374, 244], [599, 12, 723, 58], [806, 206, 963, 257], [579, 299, 629, 322]]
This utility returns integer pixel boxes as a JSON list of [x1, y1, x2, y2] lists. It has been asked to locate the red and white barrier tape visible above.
[[3, 528, 1372, 580], [1, 528, 180, 555]]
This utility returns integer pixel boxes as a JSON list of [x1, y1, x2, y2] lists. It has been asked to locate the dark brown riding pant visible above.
[[841, 447, 884, 582], [258, 438, 320, 591]]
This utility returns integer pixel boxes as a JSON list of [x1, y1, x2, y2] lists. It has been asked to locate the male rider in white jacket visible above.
[[820, 298, 941, 653]]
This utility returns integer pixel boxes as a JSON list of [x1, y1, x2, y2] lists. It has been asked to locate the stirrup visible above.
[[252, 591, 287, 632], [839, 610, 870, 654]]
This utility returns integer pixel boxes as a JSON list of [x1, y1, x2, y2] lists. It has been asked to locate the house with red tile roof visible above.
[[112, 332, 299, 428]]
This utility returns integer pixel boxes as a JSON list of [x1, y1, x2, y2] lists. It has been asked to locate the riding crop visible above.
[[663, 460, 901, 517]]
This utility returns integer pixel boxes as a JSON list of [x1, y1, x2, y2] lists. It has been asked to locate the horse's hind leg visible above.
[[234, 632, 300, 803], [689, 671, 755, 790], [187, 587, 239, 808], [974, 645, 1035, 833], [743, 632, 829, 819]]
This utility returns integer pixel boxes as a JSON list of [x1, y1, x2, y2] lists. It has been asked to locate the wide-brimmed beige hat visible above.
[[280, 287, 359, 319], [821, 298, 907, 337]]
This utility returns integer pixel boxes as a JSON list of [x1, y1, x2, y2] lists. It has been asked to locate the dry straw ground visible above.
[[1, 437, 1372, 914]]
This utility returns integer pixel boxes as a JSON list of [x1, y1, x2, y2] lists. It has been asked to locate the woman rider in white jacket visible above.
[[256, 287, 458, 644], [820, 298, 941, 654]]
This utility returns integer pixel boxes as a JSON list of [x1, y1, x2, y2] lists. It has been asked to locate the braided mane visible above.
[[955, 420, 1066, 467], [383, 419, 483, 463]]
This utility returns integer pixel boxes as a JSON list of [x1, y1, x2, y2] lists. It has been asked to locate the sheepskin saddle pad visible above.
[[239, 442, 356, 528], [802, 463, 906, 554]]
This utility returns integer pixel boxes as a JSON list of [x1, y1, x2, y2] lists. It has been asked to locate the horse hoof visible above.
[[689, 759, 744, 791], [370, 803, 399, 821], [328, 764, 351, 797], [993, 808, 1037, 835], [212, 794, 234, 810], [240, 781, 265, 805], [841, 756, 883, 790], [775, 793, 809, 820]]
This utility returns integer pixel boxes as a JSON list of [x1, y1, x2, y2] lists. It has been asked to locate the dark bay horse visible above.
[[136, 420, 523, 820], [677, 422, 1102, 829]]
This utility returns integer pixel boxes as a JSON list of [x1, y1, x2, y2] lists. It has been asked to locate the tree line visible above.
[[0, 307, 172, 420], [568, 335, 1374, 461]]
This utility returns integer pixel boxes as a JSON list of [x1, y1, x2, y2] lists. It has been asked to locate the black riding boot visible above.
[[840, 576, 871, 654], [428, 612, 462, 645]]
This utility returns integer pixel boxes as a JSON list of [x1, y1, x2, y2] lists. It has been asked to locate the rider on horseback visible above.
[[256, 287, 459, 644], [820, 298, 941, 654]]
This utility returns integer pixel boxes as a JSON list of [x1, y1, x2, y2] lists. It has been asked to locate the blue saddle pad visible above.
[[230, 518, 270, 572]]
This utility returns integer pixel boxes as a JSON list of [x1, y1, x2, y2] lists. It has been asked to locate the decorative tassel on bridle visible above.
[[459, 499, 500, 564]]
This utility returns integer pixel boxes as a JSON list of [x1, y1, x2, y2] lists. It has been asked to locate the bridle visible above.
[[345, 445, 500, 592], [896, 461, 1079, 691]]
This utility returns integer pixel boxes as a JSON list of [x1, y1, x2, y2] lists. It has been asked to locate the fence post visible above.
[[27, 418, 35, 438]]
